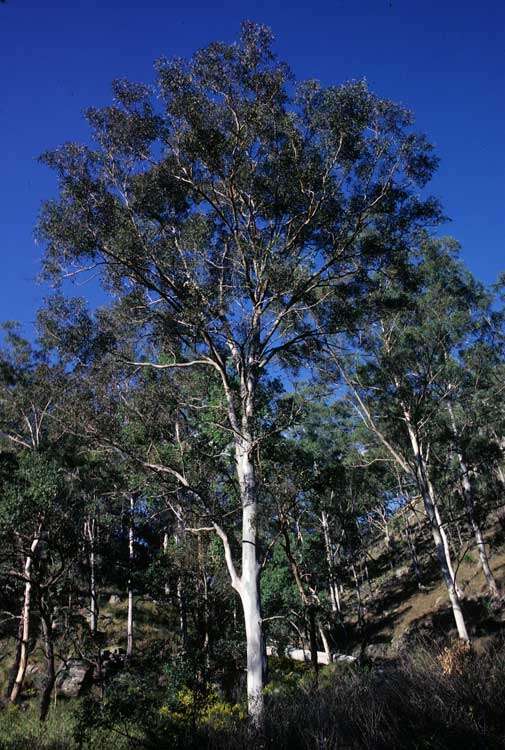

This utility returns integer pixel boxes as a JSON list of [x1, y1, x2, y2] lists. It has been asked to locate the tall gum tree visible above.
[[37, 22, 441, 722], [0, 331, 67, 702], [337, 238, 505, 640]]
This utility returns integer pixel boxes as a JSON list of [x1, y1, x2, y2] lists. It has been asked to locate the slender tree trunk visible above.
[[495, 434, 505, 487], [163, 531, 170, 597], [321, 510, 341, 614], [351, 563, 364, 631], [10, 534, 40, 703], [470, 518, 499, 596], [307, 605, 319, 678], [85, 518, 98, 636], [364, 560, 373, 597], [90, 542, 97, 635], [428, 481, 461, 594], [198, 534, 210, 660], [237, 445, 264, 727], [497, 464, 505, 487], [126, 496, 134, 660], [319, 625, 332, 663], [39, 605, 55, 722], [350, 380, 469, 639], [448, 405, 499, 596], [172, 530, 188, 648], [384, 517, 390, 548], [405, 420, 469, 641], [459, 475, 499, 596], [218, 359, 265, 727], [282, 525, 320, 676], [176, 578, 188, 649]]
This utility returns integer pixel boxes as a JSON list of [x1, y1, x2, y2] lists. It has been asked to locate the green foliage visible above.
[[0, 20, 504, 750]]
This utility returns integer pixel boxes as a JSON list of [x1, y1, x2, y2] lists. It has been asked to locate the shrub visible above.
[[4, 640, 503, 749]]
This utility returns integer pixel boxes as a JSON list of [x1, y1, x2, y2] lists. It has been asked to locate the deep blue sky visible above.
[[1, 1, 504, 336]]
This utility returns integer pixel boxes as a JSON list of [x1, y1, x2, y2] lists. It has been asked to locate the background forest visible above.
[[0, 21, 504, 750]]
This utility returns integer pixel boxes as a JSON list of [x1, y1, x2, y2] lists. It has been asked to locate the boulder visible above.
[[333, 653, 358, 663], [98, 646, 126, 680], [286, 646, 330, 664], [267, 643, 357, 666], [108, 594, 121, 605], [364, 642, 389, 660], [56, 659, 93, 698], [24, 663, 44, 691], [394, 566, 410, 580]]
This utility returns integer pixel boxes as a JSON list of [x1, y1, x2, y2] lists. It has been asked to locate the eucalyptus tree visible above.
[[262, 392, 391, 661], [339, 237, 503, 639], [451, 283, 505, 504], [37, 22, 441, 720], [0, 327, 77, 704]]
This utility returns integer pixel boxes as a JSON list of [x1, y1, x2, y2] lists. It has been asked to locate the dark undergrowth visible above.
[[1, 640, 504, 750]]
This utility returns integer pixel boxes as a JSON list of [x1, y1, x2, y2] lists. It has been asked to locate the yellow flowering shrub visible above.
[[158, 687, 246, 730]]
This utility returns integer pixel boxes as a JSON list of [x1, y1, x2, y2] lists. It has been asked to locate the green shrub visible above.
[[2, 641, 504, 749]]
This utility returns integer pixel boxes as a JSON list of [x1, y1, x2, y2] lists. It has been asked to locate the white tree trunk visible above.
[[405, 420, 469, 641], [497, 464, 505, 487], [90, 547, 97, 635], [85, 518, 98, 635], [212, 433, 265, 727], [163, 531, 170, 596], [351, 563, 364, 630], [459, 466, 498, 596], [236, 443, 264, 727], [214, 352, 265, 726], [126, 497, 134, 659], [10, 535, 40, 703], [319, 625, 332, 664], [448, 406, 499, 596], [321, 510, 341, 614], [428, 478, 461, 594]]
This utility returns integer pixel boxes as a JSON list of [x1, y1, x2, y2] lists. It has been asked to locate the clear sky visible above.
[[1, 0, 504, 336]]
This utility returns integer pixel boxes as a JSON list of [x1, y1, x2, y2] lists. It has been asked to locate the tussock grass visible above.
[[1, 640, 504, 749]]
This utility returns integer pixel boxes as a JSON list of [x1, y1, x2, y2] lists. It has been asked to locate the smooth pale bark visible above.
[[84, 518, 98, 635], [10, 534, 40, 703], [351, 563, 364, 631], [497, 465, 505, 487], [448, 406, 499, 597], [319, 625, 332, 664], [489, 433, 505, 488], [177, 578, 188, 649], [350, 372, 470, 640], [363, 560, 373, 597], [39, 605, 56, 722], [198, 534, 210, 658], [163, 531, 170, 597], [212, 434, 265, 728], [404, 419, 470, 641], [429, 477, 461, 595], [210, 344, 265, 725], [459, 470, 499, 596], [172, 530, 188, 647], [237, 444, 264, 726], [282, 526, 321, 676], [321, 510, 341, 614], [307, 606, 319, 678], [173, 339, 266, 725], [126, 496, 134, 660]]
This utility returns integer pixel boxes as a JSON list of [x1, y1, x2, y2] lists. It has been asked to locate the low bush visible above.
[[1, 640, 504, 749]]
